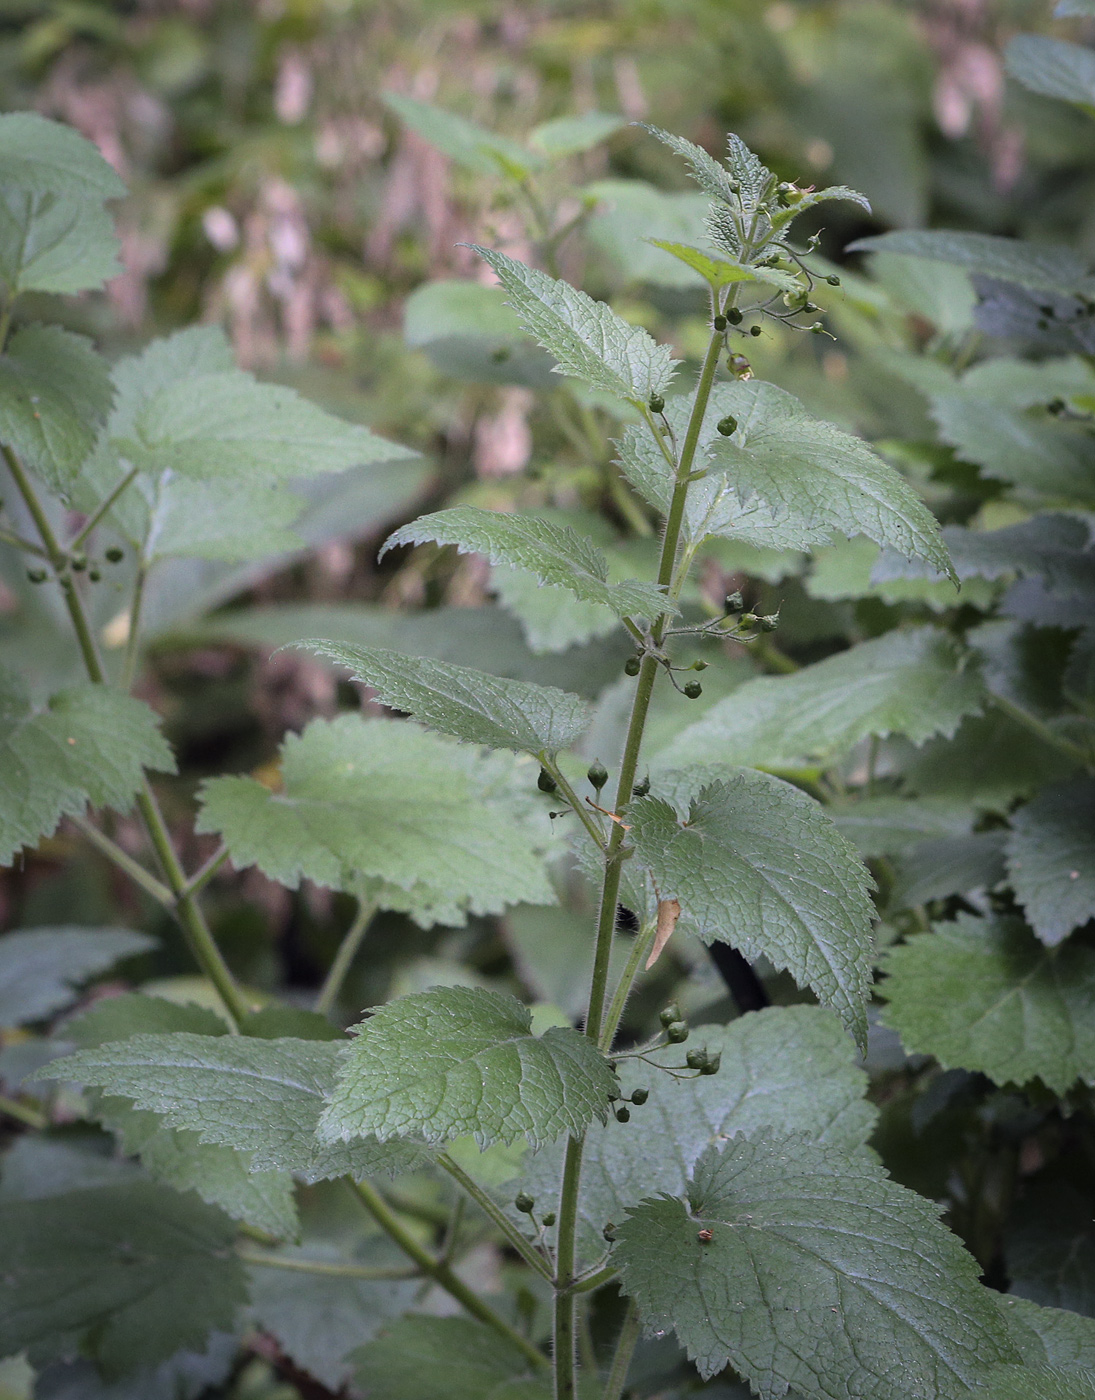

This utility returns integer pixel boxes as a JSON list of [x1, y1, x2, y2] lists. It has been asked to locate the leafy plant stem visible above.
[[69, 466, 140, 550], [68, 813, 175, 909], [436, 1151, 554, 1280], [0, 1094, 47, 1130], [122, 560, 148, 690], [0, 525, 47, 556], [314, 898, 377, 1015], [349, 1178, 549, 1370], [599, 918, 656, 1055], [236, 1248, 420, 1281], [182, 843, 230, 899], [571, 1263, 618, 1294], [991, 692, 1094, 772], [540, 756, 607, 852], [552, 1134, 584, 1399], [602, 1299, 642, 1400]]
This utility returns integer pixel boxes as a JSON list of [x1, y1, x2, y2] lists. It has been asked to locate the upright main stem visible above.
[[553, 326, 726, 1400]]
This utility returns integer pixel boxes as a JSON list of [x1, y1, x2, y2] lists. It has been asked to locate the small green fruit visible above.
[[70, 553, 87, 572], [726, 307, 743, 325], [701, 1052, 722, 1076], [691, 659, 708, 671], [686, 1047, 708, 1071], [88, 568, 101, 582], [759, 613, 780, 632], [26, 568, 47, 584], [632, 775, 651, 798], [537, 768, 557, 794], [659, 1002, 682, 1027], [683, 680, 702, 699], [749, 324, 762, 337], [648, 393, 665, 414], [624, 654, 641, 677], [724, 590, 744, 614], [740, 612, 759, 628], [105, 546, 124, 563], [630, 1087, 649, 1106], [615, 1106, 630, 1123], [603, 1222, 617, 1242], [713, 314, 728, 331], [514, 1192, 536, 1214], [826, 274, 841, 286], [541, 1211, 556, 1227], [666, 1021, 689, 1043], [587, 759, 609, 791], [716, 415, 737, 437]]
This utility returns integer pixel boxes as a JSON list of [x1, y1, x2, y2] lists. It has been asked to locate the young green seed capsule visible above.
[[740, 612, 759, 628], [603, 1222, 618, 1242], [666, 1021, 690, 1043], [105, 546, 124, 563], [749, 324, 762, 337], [659, 1002, 682, 1027], [537, 768, 557, 794], [726, 307, 743, 325], [624, 654, 641, 676], [713, 314, 728, 331], [648, 393, 665, 414], [691, 659, 708, 671], [88, 568, 101, 582], [1048, 398, 1067, 415], [826, 274, 841, 286], [615, 1106, 631, 1123], [716, 415, 737, 437], [541, 1211, 556, 1227], [686, 1047, 709, 1070], [632, 775, 651, 798], [587, 759, 609, 791], [514, 1192, 536, 1214], [70, 553, 87, 572], [724, 590, 744, 614], [759, 613, 780, 632], [700, 1053, 721, 1075], [27, 568, 47, 584], [630, 1088, 649, 1105], [683, 680, 702, 699]]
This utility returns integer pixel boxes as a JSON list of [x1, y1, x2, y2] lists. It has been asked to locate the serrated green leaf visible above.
[[1000, 1295, 1095, 1370], [1006, 36, 1095, 110], [492, 565, 618, 653], [0, 1182, 245, 1376], [615, 1131, 1016, 1396], [807, 536, 998, 612], [0, 670, 176, 867], [657, 628, 984, 774], [298, 644, 589, 756], [41, 1033, 429, 1182], [645, 240, 798, 292], [848, 232, 1088, 296], [0, 927, 155, 1027], [514, 1005, 876, 1269], [768, 184, 871, 231], [1006, 779, 1095, 946], [628, 773, 875, 1045], [981, 1367, 1095, 1400], [528, 111, 625, 157], [382, 92, 538, 177], [351, 1315, 550, 1400], [930, 396, 1095, 505], [64, 991, 229, 1045], [403, 279, 556, 389], [0, 324, 113, 496], [198, 716, 554, 924], [470, 245, 678, 405], [828, 797, 971, 859], [383, 506, 668, 620], [880, 914, 1095, 1094], [643, 125, 744, 204], [318, 985, 617, 1149], [889, 831, 1007, 909], [0, 113, 126, 201], [0, 187, 120, 295]]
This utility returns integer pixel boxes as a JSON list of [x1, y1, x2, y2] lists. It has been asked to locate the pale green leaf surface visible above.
[[0, 188, 120, 295], [199, 716, 554, 925], [889, 831, 1007, 909], [298, 643, 589, 756], [0, 113, 126, 201], [0, 325, 113, 496], [318, 985, 617, 1148], [827, 797, 971, 859], [1006, 36, 1095, 108], [999, 1295, 1095, 1371], [880, 914, 1095, 1094], [41, 1034, 428, 1181], [515, 1005, 875, 1268], [646, 240, 798, 291], [491, 565, 617, 653], [1006, 780, 1095, 946], [528, 112, 625, 157], [63, 991, 229, 1046], [471, 245, 678, 404], [0, 927, 155, 1027], [930, 397, 1095, 505], [351, 1316, 550, 1400], [382, 92, 538, 176], [808, 536, 998, 611], [848, 232, 1088, 295], [0, 1182, 246, 1376], [642, 125, 742, 204], [902, 709, 1080, 808], [0, 671, 176, 866], [615, 1131, 1015, 1396], [382, 506, 667, 619], [628, 774, 875, 1045], [980, 1367, 1095, 1400], [584, 180, 710, 288], [657, 629, 984, 773], [402, 279, 556, 388]]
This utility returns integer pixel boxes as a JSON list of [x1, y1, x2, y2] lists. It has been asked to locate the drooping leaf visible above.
[[0, 670, 176, 867], [491, 565, 618, 653], [828, 796, 972, 859], [1006, 35, 1095, 110], [0, 324, 113, 496], [198, 716, 554, 925], [382, 92, 538, 177], [880, 914, 1095, 1094], [645, 240, 798, 292], [0, 113, 126, 201], [0, 927, 155, 1027], [656, 628, 984, 774], [470, 245, 679, 405], [351, 1316, 550, 1400], [514, 1005, 876, 1268], [297, 644, 589, 757], [0, 1182, 246, 1376], [40, 1034, 429, 1182], [615, 1131, 1015, 1395], [0, 187, 120, 295], [382, 506, 669, 620], [979, 1367, 1095, 1400], [402, 279, 556, 389], [1000, 1294, 1095, 1370], [848, 231, 1088, 295], [627, 773, 875, 1045], [318, 985, 617, 1149], [1006, 779, 1095, 946]]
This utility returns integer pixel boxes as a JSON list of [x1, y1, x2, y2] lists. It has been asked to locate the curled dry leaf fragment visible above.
[[646, 897, 681, 969]]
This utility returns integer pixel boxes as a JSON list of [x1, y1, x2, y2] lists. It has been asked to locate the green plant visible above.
[[4, 46, 1095, 1400]]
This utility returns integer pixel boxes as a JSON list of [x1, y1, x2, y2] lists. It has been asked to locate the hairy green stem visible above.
[[0, 526, 47, 557], [0, 1094, 47, 1130], [121, 560, 148, 690], [236, 1248, 419, 1281], [70, 466, 140, 550], [602, 1300, 642, 1400], [599, 919, 656, 1055], [553, 1134, 585, 1399], [314, 898, 377, 1015], [350, 1179, 548, 1370], [437, 1152, 554, 1280], [182, 843, 230, 900], [68, 814, 175, 909], [540, 756, 607, 853]]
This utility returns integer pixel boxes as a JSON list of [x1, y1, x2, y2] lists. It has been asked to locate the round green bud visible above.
[[826, 274, 841, 286], [726, 307, 743, 325], [713, 314, 728, 331], [700, 1052, 722, 1075], [683, 680, 702, 699], [538, 768, 557, 794], [27, 568, 49, 583], [587, 759, 609, 791], [88, 568, 101, 582], [624, 654, 641, 676], [541, 1211, 556, 1227], [724, 589, 744, 614], [630, 1087, 649, 1106], [659, 1002, 682, 1027], [615, 1106, 630, 1123], [70, 553, 87, 572], [686, 1047, 709, 1070], [633, 775, 651, 798], [1047, 398, 1066, 415], [740, 612, 759, 627], [105, 546, 124, 563], [514, 1192, 536, 1214], [749, 324, 762, 337], [666, 1021, 690, 1043], [603, 1222, 618, 1242], [759, 613, 780, 632], [716, 414, 737, 437], [648, 393, 665, 414], [691, 659, 708, 671]]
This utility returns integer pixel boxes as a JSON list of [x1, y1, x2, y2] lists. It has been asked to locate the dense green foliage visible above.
[[3, 2, 1095, 1399]]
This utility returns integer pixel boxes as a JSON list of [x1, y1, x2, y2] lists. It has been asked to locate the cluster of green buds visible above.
[[607, 1082, 651, 1124], [24, 543, 125, 586], [514, 1192, 555, 1229]]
